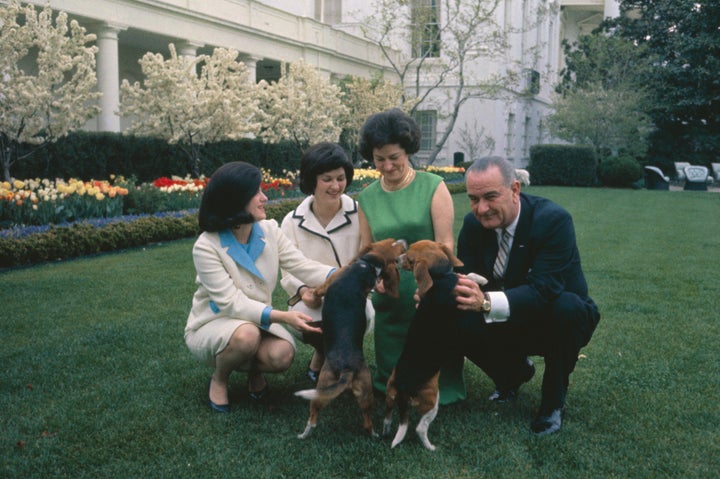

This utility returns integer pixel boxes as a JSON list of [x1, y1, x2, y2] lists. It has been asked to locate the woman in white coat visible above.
[[185, 161, 334, 412], [280, 142, 370, 382]]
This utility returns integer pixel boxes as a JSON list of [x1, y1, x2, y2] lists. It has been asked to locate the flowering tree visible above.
[[0, 1, 101, 181], [120, 45, 261, 176], [258, 60, 347, 151]]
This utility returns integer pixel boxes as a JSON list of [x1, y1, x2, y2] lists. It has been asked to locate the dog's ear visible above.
[[351, 244, 373, 263], [380, 261, 401, 298], [440, 243, 464, 268], [413, 260, 434, 297], [313, 268, 342, 298]]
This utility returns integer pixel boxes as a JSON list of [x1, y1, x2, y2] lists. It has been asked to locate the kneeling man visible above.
[[454, 157, 600, 435]]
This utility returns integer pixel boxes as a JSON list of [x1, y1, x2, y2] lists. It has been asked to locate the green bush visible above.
[[0, 214, 199, 268], [528, 144, 597, 186], [599, 155, 644, 188]]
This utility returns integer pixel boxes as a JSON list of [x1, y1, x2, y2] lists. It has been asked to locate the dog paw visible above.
[[466, 272, 488, 286]]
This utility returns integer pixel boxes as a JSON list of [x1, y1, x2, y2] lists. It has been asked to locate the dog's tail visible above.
[[294, 370, 354, 401]]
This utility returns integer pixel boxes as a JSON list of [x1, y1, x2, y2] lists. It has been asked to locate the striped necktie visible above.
[[493, 229, 511, 279]]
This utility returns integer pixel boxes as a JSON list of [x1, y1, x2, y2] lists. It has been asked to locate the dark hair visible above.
[[198, 161, 262, 232], [465, 156, 516, 187], [358, 108, 421, 161], [298, 142, 354, 195]]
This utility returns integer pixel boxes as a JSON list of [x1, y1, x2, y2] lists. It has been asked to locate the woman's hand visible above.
[[454, 274, 484, 312], [276, 310, 322, 334], [299, 286, 323, 309]]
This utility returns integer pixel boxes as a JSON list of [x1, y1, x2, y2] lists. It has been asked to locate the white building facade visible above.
[[15, 0, 618, 167]]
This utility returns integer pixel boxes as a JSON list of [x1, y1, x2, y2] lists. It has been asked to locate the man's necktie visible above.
[[493, 229, 511, 279]]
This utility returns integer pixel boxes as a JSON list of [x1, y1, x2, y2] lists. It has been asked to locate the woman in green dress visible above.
[[357, 108, 466, 405]]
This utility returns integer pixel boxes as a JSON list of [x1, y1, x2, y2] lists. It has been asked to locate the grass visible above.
[[2, 186, 719, 478]]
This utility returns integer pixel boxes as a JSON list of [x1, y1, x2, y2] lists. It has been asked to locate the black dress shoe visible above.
[[488, 359, 535, 402], [488, 388, 517, 402], [530, 408, 563, 435]]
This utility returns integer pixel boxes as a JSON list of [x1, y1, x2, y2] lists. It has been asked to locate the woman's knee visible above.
[[264, 341, 295, 371], [228, 324, 262, 353]]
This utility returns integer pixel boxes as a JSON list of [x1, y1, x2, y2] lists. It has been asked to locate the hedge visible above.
[[528, 144, 597, 186]]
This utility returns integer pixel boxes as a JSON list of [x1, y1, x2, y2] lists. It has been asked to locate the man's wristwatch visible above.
[[480, 292, 491, 312]]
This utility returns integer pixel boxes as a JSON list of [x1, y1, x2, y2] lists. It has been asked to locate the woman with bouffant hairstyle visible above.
[[280, 143, 370, 383], [185, 161, 335, 412], [357, 109, 466, 405]]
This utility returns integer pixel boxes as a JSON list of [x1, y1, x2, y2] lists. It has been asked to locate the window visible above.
[[314, 0, 342, 25], [414, 110, 437, 151], [412, 0, 440, 58], [523, 68, 540, 95]]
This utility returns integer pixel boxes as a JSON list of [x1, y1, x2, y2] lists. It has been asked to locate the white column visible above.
[[240, 54, 262, 84], [176, 40, 204, 60], [604, 0, 620, 19], [95, 23, 126, 132]]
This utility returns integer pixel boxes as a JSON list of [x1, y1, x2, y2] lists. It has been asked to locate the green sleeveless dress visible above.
[[358, 171, 466, 405]]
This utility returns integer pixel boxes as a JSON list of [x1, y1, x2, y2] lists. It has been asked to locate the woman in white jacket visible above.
[[280, 142, 370, 383], [185, 161, 334, 412]]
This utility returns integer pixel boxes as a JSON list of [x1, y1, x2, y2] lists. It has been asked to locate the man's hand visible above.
[[454, 274, 485, 311]]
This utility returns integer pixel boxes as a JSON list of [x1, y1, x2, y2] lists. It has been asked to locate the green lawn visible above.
[[2, 186, 719, 478]]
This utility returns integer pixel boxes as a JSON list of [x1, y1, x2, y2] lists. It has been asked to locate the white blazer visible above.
[[280, 194, 360, 296], [184, 219, 334, 366]]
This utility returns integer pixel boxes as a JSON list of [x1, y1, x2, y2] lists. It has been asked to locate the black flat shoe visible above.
[[209, 399, 230, 413], [306, 367, 319, 383], [248, 374, 268, 401], [531, 408, 563, 435], [208, 379, 229, 413]]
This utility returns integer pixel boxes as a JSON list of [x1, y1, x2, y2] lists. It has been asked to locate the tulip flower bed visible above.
[[0, 165, 465, 268]]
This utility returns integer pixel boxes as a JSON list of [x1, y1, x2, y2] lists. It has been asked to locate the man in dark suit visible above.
[[454, 157, 600, 435]]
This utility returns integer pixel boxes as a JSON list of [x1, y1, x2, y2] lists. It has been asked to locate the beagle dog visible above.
[[295, 238, 407, 439], [383, 240, 487, 450]]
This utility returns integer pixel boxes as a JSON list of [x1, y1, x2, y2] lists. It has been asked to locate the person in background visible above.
[[357, 108, 466, 405], [454, 156, 600, 435], [184, 161, 334, 413], [280, 142, 372, 383]]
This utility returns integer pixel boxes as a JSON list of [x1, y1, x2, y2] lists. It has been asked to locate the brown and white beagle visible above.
[[295, 238, 407, 439], [383, 240, 486, 450]]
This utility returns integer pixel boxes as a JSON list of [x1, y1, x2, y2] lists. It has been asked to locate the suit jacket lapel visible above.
[[481, 227, 498, 278], [505, 194, 532, 282]]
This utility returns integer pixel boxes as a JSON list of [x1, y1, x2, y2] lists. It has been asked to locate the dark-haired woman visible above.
[[357, 108, 466, 405], [184, 161, 334, 413], [280, 142, 371, 382]]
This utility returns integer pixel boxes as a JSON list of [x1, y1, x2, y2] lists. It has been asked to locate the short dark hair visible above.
[[358, 108, 421, 161], [465, 156, 516, 187], [298, 142, 354, 195], [198, 161, 262, 232]]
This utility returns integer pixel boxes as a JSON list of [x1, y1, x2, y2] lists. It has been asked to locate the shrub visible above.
[[0, 212, 199, 268], [528, 144, 597, 186], [599, 155, 643, 188]]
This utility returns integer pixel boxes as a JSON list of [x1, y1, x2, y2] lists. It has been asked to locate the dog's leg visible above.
[[390, 392, 410, 448], [383, 375, 398, 437], [353, 365, 378, 438], [297, 402, 320, 439], [415, 391, 440, 451]]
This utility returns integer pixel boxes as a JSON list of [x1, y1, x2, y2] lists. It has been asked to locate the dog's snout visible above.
[[396, 253, 407, 268], [393, 239, 408, 252]]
